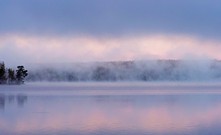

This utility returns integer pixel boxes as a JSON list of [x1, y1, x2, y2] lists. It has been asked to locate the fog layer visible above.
[[26, 60, 221, 82]]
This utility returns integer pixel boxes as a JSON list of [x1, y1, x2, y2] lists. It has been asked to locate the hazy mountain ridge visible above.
[[26, 60, 221, 82]]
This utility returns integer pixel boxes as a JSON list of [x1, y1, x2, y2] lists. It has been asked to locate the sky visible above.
[[1, 0, 221, 66]]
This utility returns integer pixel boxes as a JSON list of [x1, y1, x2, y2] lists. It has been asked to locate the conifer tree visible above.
[[8, 68, 16, 84], [0, 63, 7, 84], [16, 66, 28, 84]]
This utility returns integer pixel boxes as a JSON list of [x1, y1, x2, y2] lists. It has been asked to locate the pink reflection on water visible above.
[[0, 98, 221, 134]]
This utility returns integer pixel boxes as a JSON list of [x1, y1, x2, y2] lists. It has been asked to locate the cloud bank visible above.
[[1, 0, 221, 65], [1, 34, 221, 66]]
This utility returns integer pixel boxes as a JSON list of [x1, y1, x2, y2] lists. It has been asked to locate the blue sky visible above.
[[0, 0, 221, 66]]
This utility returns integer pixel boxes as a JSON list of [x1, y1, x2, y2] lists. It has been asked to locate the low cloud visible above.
[[0, 34, 221, 66]]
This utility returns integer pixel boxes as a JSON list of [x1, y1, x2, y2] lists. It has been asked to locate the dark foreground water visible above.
[[1, 82, 221, 135]]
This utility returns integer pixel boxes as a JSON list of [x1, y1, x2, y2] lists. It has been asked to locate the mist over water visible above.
[[26, 60, 221, 82], [1, 82, 221, 135]]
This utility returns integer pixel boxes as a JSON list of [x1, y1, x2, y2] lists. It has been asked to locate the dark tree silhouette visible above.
[[8, 68, 16, 84], [0, 62, 28, 85], [16, 66, 28, 84], [0, 63, 7, 84]]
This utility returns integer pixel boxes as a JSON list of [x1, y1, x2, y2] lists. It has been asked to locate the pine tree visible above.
[[8, 68, 16, 84], [16, 66, 28, 84], [0, 63, 7, 84]]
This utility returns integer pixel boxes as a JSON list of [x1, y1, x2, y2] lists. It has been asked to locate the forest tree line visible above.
[[26, 60, 221, 82], [0, 62, 28, 85]]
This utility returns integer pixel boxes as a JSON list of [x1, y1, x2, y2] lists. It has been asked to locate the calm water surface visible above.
[[1, 82, 221, 135]]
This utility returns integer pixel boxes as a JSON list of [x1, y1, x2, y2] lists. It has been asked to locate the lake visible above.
[[1, 82, 221, 135]]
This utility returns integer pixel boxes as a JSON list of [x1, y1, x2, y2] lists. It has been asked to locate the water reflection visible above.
[[0, 94, 28, 109], [1, 92, 221, 135]]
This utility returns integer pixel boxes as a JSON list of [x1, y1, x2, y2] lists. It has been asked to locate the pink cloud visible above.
[[1, 34, 221, 65]]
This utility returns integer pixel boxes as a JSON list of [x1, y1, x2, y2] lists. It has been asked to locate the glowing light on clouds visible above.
[[1, 0, 221, 66], [0, 34, 221, 65]]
